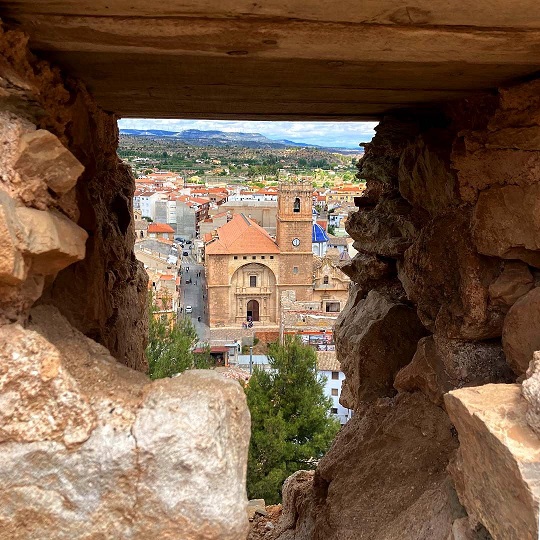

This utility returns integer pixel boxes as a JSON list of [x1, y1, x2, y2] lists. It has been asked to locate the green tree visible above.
[[193, 344, 213, 369], [146, 293, 206, 379], [245, 338, 340, 504]]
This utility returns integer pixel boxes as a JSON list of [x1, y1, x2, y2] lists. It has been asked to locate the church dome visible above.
[[312, 222, 329, 243]]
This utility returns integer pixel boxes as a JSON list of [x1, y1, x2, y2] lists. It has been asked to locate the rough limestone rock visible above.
[[488, 261, 533, 308], [0, 306, 250, 540], [522, 351, 540, 437], [334, 288, 427, 408], [16, 207, 88, 274], [398, 131, 458, 216], [339, 251, 394, 291], [347, 195, 419, 258], [445, 384, 540, 540], [0, 323, 95, 447], [401, 212, 503, 340], [472, 183, 540, 268], [451, 82, 540, 204], [272, 471, 316, 540], [394, 335, 514, 406], [357, 116, 420, 197], [14, 129, 84, 195], [452, 138, 540, 205], [274, 393, 460, 540], [502, 287, 540, 375], [0, 190, 27, 285], [0, 26, 148, 370], [449, 518, 493, 540]]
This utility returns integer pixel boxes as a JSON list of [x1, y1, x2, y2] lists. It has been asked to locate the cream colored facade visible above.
[[205, 182, 350, 326]]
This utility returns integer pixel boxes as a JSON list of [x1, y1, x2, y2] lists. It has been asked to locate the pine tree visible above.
[[146, 292, 206, 379], [245, 337, 340, 504]]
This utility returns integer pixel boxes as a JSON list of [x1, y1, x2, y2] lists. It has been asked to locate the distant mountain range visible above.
[[119, 128, 359, 153]]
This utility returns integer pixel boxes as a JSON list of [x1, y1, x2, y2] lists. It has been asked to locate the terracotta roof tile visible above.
[[205, 213, 279, 255], [316, 351, 341, 372], [148, 223, 175, 233]]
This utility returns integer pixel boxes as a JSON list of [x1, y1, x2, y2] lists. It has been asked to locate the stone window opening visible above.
[[4, 15, 540, 539], [323, 275, 329, 284], [249, 275, 257, 287]]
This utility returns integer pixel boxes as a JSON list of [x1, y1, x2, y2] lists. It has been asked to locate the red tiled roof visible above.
[[160, 274, 174, 280], [334, 185, 364, 192], [190, 196, 211, 205], [205, 213, 279, 255], [148, 223, 175, 233]]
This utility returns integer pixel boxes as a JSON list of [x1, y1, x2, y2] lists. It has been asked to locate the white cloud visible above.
[[117, 118, 377, 149]]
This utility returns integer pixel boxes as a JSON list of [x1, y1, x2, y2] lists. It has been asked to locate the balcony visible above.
[[235, 286, 272, 296]]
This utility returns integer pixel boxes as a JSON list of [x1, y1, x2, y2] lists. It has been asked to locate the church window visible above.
[[326, 302, 340, 313], [293, 197, 301, 213], [249, 275, 257, 287], [293, 266, 299, 274], [323, 275, 329, 284]]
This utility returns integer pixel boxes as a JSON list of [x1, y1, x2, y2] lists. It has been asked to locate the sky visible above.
[[118, 118, 377, 149]]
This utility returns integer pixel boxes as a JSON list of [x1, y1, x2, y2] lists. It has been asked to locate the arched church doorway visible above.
[[246, 299, 260, 322]]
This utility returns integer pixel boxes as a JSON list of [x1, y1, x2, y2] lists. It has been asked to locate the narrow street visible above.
[[178, 249, 209, 344]]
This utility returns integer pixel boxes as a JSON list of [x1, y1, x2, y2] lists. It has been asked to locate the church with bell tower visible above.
[[204, 181, 348, 327]]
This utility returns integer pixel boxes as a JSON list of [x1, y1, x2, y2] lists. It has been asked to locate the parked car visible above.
[[185, 305, 193, 313], [183, 251, 189, 256], [185, 240, 192, 245]]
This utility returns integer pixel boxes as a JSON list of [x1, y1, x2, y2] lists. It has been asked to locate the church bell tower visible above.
[[276, 181, 314, 301]]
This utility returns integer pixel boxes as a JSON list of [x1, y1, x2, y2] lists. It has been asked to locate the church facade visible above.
[[204, 182, 349, 326]]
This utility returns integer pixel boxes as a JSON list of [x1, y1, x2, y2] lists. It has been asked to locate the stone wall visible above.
[[0, 24, 147, 370], [0, 26, 251, 539], [271, 79, 540, 540]]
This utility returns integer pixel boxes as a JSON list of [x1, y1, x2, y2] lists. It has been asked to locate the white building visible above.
[[134, 192, 166, 221], [155, 198, 177, 225], [317, 351, 352, 425]]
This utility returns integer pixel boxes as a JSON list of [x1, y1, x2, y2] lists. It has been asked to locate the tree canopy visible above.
[[146, 293, 210, 379], [245, 337, 340, 503]]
